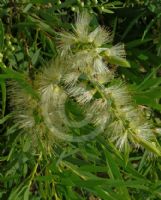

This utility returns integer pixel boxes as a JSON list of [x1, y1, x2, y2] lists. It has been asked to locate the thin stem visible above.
[[28, 152, 42, 188]]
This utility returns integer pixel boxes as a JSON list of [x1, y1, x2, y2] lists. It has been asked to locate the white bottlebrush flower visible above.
[[16, 114, 35, 130], [75, 11, 91, 39], [69, 50, 108, 75], [35, 57, 66, 91], [67, 85, 86, 97], [8, 11, 161, 156], [130, 122, 154, 141], [121, 105, 138, 120], [105, 83, 131, 107], [76, 90, 94, 104], [92, 70, 114, 84], [92, 110, 110, 128], [37, 57, 68, 105], [58, 31, 77, 55], [86, 98, 111, 128], [40, 84, 68, 128], [115, 131, 128, 150], [137, 125, 154, 142], [108, 120, 125, 137], [40, 83, 55, 104], [105, 43, 126, 58], [58, 11, 115, 77], [58, 11, 112, 56], [93, 56, 107, 73], [89, 26, 112, 46], [89, 99, 108, 113], [71, 50, 94, 70], [106, 119, 129, 150], [40, 85, 67, 137], [8, 81, 39, 140], [62, 71, 80, 88], [8, 79, 67, 152], [75, 12, 112, 45]]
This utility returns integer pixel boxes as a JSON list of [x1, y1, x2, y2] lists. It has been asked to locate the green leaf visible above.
[[133, 134, 161, 156], [30, 0, 51, 3], [0, 114, 11, 124], [0, 80, 6, 116], [27, 16, 56, 35], [122, 11, 145, 40], [23, 3, 33, 13], [103, 147, 130, 200], [0, 19, 4, 51], [138, 78, 161, 91], [142, 13, 161, 40], [143, 87, 161, 98], [102, 8, 114, 14], [134, 95, 161, 111], [31, 49, 41, 65], [24, 187, 30, 200], [126, 38, 152, 48], [107, 56, 131, 67]]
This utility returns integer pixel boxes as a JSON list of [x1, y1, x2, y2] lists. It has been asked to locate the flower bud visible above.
[[71, 7, 76, 11]]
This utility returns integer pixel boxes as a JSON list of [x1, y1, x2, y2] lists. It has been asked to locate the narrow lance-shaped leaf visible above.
[[0, 19, 4, 51], [106, 55, 131, 68]]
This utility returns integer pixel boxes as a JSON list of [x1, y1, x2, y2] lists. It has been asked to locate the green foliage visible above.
[[1, 1, 161, 200]]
